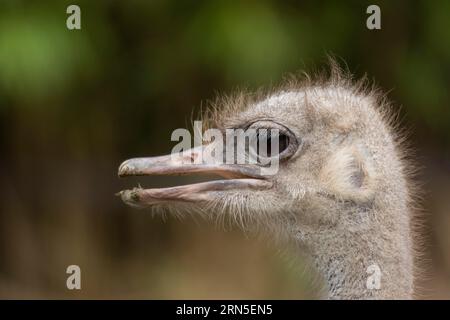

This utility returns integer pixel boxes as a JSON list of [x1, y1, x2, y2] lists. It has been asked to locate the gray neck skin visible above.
[[299, 202, 414, 299]]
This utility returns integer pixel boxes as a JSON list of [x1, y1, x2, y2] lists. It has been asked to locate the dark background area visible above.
[[0, 0, 449, 298]]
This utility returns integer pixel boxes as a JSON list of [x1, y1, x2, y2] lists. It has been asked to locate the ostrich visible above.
[[117, 64, 418, 299]]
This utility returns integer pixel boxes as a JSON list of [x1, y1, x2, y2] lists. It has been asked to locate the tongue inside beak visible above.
[[117, 146, 271, 208]]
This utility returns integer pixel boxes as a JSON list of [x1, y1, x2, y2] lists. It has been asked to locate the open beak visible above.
[[117, 146, 271, 208]]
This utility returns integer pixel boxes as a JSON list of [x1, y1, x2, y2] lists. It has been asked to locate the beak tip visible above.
[[118, 188, 148, 208], [118, 160, 133, 177]]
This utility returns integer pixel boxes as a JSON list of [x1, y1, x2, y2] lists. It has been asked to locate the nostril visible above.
[[189, 153, 198, 163]]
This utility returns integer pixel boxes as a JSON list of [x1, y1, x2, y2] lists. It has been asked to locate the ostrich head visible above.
[[118, 65, 415, 299]]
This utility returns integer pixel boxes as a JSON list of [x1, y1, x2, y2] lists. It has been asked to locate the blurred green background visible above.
[[0, 0, 449, 298]]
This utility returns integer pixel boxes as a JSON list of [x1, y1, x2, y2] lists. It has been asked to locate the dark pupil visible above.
[[256, 131, 289, 157], [279, 134, 289, 153]]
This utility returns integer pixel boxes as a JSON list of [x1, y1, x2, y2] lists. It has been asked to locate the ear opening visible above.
[[319, 144, 376, 202]]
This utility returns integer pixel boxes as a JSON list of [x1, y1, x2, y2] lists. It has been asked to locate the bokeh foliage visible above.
[[0, 0, 449, 298]]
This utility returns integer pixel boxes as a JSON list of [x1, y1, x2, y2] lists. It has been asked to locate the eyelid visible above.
[[247, 120, 290, 133], [247, 120, 300, 160]]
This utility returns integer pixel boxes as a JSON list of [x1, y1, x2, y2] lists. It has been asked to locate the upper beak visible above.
[[117, 146, 271, 208]]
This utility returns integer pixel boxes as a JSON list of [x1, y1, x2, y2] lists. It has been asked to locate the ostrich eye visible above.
[[244, 120, 299, 164], [256, 130, 290, 157]]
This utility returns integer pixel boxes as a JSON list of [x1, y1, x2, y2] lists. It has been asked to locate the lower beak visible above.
[[117, 146, 271, 208]]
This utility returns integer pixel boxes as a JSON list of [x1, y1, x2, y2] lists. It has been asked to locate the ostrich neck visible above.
[[301, 201, 414, 299]]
